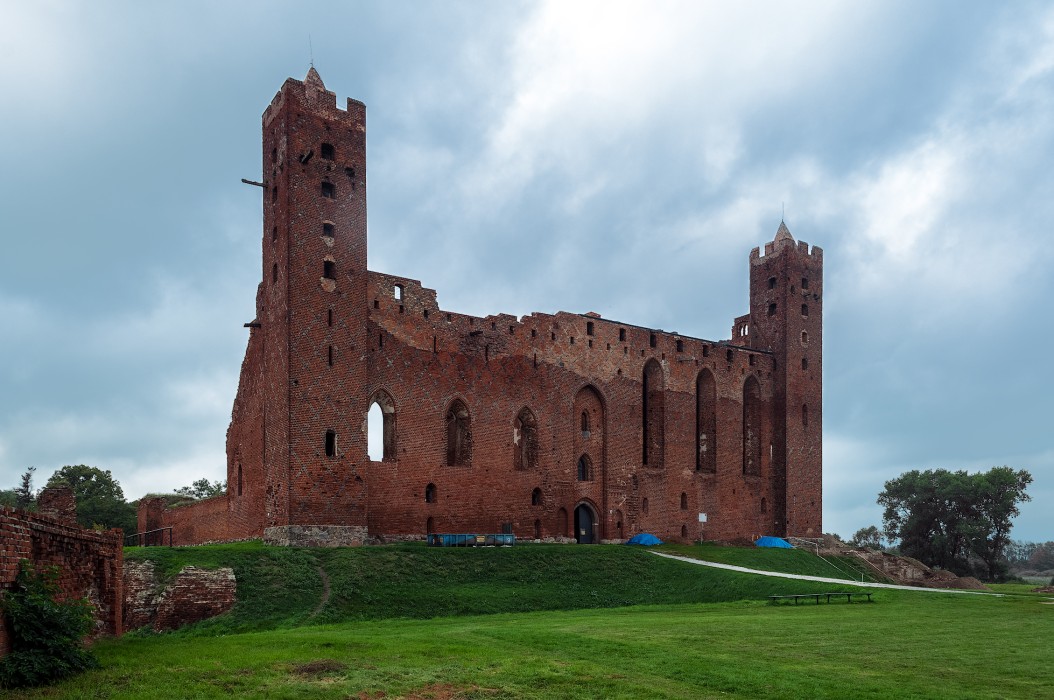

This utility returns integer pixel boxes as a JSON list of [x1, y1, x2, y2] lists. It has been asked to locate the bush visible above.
[[0, 560, 98, 689]]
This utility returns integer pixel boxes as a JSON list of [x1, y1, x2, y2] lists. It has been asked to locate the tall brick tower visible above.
[[257, 68, 370, 544], [745, 222, 823, 537]]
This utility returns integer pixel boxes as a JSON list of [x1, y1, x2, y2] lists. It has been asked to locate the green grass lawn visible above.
[[14, 542, 1042, 698], [656, 542, 887, 582], [11, 589, 1052, 699]]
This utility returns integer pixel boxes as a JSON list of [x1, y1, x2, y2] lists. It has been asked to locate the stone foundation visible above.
[[263, 525, 368, 547]]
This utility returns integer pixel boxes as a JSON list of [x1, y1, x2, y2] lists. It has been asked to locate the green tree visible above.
[[173, 477, 226, 499], [878, 467, 1031, 579], [45, 465, 136, 534], [969, 467, 1033, 580], [849, 525, 884, 550], [15, 467, 37, 510]]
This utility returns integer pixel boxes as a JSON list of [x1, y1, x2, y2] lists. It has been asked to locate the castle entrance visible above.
[[574, 503, 596, 544]]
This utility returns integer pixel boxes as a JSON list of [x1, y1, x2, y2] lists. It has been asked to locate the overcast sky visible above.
[[1, 1, 1051, 542]]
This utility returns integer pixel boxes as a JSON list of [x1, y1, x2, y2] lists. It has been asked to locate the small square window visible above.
[[321, 143, 335, 160], [801, 277, 809, 290], [321, 182, 335, 199], [768, 276, 777, 290]]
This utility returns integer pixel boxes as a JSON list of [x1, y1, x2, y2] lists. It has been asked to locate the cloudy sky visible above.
[[1, 1, 1051, 542]]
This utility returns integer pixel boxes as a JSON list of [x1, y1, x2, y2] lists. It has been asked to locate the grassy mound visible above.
[[125, 541, 873, 635]]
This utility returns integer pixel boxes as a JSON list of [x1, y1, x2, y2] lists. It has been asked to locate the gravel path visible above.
[[649, 551, 999, 595]]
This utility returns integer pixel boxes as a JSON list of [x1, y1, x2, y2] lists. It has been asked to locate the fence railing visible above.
[[125, 527, 173, 547]]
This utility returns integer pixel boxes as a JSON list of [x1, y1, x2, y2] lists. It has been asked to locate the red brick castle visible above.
[[139, 69, 823, 546]]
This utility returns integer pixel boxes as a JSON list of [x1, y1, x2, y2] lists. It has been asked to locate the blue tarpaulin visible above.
[[755, 536, 793, 548], [626, 533, 663, 546]]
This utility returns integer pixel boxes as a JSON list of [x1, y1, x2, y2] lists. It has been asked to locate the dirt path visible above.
[[309, 565, 332, 618], [649, 551, 1000, 595]]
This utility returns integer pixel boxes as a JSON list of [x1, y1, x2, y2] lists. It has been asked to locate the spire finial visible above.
[[309, 34, 314, 68]]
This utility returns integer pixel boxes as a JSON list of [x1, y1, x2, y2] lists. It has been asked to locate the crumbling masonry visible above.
[[140, 69, 823, 546]]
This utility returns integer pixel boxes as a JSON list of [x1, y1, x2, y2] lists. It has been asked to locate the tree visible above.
[[1027, 542, 1054, 571], [14, 467, 37, 510], [878, 467, 1031, 579], [849, 525, 884, 550], [45, 465, 136, 534], [173, 478, 226, 500]]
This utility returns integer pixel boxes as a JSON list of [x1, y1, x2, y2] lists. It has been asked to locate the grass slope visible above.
[[12, 590, 1052, 699], [125, 542, 870, 635]]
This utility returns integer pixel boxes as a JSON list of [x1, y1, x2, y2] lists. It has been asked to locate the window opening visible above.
[[514, 407, 538, 470], [328, 345, 334, 367], [427, 516, 435, 534], [327, 309, 333, 327], [425, 483, 437, 503], [768, 303, 777, 317], [696, 369, 717, 473], [649, 333, 657, 348], [802, 304, 809, 317], [272, 226, 277, 243], [801, 277, 809, 290], [742, 376, 762, 476], [726, 349, 733, 363], [586, 321, 594, 336], [643, 359, 665, 467], [320, 143, 335, 160], [531, 488, 542, 506], [325, 430, 336, 458], [676, 339, 684, 352], [581, 410, 590, 437], [801, 331, 808, 344], [681, 524, 688, 538], [768, 276, 777, 290], [802, 357, 808, 370], [680, 492, 688, 510], [272, 263, 278, 283], [446, 400, 472, 466], [394, 284, 403, 301], [619, 328, 626, 341], [577, 454, 592, 481], [321, 181, 335, 199], [368, 390, 396, 461], [323, 260, 335, 280], [323, 223, 334, 238]]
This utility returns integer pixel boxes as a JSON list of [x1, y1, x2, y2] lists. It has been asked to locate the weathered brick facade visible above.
[[0, 488, 123, 656], [141, 70, 823, 546]]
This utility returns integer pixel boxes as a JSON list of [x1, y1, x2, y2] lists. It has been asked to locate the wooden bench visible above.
[[768, 592, 873, 605]]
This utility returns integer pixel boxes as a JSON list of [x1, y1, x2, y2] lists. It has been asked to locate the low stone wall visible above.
[[123, 560, 236, 632], [0, 490, 123, 656]]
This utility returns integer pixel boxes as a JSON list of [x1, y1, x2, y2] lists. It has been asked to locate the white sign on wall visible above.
[[698, 513, 707, 523]]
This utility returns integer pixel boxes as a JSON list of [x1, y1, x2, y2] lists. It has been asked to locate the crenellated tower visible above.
[[256, 68, 370, 544], [743, 222, 823, 537]]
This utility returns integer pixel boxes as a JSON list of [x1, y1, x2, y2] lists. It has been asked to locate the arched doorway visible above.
[[574, 503, 596, 544]]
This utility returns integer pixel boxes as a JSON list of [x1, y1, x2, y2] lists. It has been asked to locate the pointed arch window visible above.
[[576, 454, 593, 482], [514, 407, 538, 470], [643, 359, 665, 467], [696, 369, 717, 473], [743, 376, 762, 476], [446, 400, 472, 466], [368, 390, 396, 462], [425, 483, 437, 503]]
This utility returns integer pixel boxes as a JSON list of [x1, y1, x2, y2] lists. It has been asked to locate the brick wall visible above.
[[0, 504, 123, 656]]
